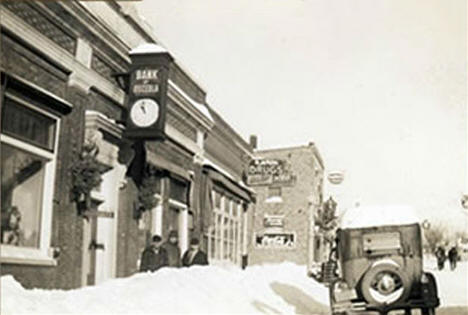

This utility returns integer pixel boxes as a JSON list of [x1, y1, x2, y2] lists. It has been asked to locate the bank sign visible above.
[[246, 159, 296, 186], [255, 232, 295, 249]]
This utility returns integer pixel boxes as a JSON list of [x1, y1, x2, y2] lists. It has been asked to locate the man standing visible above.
[[448, 246, 458, 271], [182, 238, 209, 267], [162, 230, 181, 267], [139, 235, 168, 272], [435, 245, 446, 271]]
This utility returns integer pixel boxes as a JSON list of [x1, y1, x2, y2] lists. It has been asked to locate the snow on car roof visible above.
[[339, 205, 420, 229]]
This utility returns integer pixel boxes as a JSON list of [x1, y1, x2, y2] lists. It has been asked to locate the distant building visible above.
[[247, 142, 324, 265]]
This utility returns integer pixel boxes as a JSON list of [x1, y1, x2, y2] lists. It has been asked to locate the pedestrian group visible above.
[[435, 244, 458, 271], [140, 230, 208, 273]]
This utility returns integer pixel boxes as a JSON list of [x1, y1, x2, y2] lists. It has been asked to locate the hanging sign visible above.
[[124, 44, 174, 141], [132, 69, 160, 95]]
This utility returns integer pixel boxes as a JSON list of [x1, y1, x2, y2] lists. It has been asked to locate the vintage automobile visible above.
[[324, 205, 439, 315]]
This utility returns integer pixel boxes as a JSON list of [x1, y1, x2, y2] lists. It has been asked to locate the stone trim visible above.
[[85, 110, 124, 141], [1, 7, 125, 105], [168, 80, 214, 131], [1, 1, 77, 55]]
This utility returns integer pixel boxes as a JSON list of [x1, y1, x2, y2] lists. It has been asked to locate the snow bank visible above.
[[340, 205, 420, 229], [1, 263, 329, 314]]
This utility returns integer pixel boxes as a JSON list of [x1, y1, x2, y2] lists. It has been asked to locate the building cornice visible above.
[[1, 7, 125, 105], [62, 1, 132, 63], [168, 80, 214, 132], [85, 110, 124, 140]]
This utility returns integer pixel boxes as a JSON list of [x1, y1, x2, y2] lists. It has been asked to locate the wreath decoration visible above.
[[134, 174, 159, 219], [70, 133, 103, 216]]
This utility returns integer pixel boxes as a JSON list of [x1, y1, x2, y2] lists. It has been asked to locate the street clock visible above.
[[124, 43, 174, 140], [130, 98, 160, 127]]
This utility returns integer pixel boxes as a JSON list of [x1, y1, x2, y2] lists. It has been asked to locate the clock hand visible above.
[[141, 105, 146, 114]]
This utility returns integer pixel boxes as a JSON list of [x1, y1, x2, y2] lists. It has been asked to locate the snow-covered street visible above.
[[1, 260, 466, 314], [423, 257, 468, 308]]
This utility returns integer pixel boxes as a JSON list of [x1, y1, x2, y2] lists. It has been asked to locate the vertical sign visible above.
[[125, 44, 174, 140]]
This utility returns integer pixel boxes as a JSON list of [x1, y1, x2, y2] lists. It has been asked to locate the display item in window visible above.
[[1, 206, 22, 246]]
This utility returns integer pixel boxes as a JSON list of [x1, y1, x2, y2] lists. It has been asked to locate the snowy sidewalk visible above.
[[423, 257, 468, 307], [1, 263, 329, 314]]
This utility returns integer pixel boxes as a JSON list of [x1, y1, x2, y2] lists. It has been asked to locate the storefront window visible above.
[[224, 217, 229, 259], [2, 98, 56, 151], [216, 213, 222, 260], [208, 189, 245, 264], [214, 191, 221, 208], [169, 178, 188, 203], [268, 186, 282, 198], [1, 144, 47, 247], [168, 206, 180, 231], [1, 96, 58, 256]]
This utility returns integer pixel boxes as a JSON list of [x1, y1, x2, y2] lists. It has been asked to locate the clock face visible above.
[[130, 98, 159, 127]]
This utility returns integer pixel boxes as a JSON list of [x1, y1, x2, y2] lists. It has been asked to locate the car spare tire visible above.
[[360, 261, 411, 306]]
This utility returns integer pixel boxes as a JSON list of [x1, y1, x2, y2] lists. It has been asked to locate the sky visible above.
[[135, 0, 467, 232]]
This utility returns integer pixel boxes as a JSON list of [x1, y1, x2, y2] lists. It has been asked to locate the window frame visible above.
[[207, 190, 243, 264], [1, 94, 60, 266], [268, 186, 282, 198]]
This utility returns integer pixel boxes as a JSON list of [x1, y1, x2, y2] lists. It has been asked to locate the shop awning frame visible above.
[[203, 165, 254, 203]]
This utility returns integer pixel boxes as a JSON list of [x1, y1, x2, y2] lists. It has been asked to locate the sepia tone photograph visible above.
[[0, 0, 467, 314]]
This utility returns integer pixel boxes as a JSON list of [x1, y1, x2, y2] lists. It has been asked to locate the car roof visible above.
[[339, 205, 420, 229]]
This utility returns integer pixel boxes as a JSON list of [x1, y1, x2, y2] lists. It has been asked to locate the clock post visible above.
[[124, 43, 174, 140]]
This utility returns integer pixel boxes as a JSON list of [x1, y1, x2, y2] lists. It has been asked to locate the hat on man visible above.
[[152, 235, 162, 242], [190, 238, 200, 246], [169, 230, 178, 238]]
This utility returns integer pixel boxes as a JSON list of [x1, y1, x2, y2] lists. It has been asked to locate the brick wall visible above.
[[249, 145, 323, 265], [0, 33, 86, 289]]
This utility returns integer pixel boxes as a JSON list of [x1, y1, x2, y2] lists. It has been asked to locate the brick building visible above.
[[247, 143, 324, 265], [0, 1, 255, 289]]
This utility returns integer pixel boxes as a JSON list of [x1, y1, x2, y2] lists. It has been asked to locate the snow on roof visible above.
[[129, 43, 168, 55], [339, 205, 420, 229], [168, 81, 214, 123], [202, 158, 255, 195]]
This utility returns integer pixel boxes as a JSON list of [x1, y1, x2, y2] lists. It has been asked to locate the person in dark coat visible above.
[[448, 246, 458, 271], [435, 245, 446, 271], [182, 238, 208, 267], [139, 235, 168, 272], [162, 230, 181, 267]]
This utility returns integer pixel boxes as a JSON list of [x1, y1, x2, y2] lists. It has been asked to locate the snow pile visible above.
[[423, 257, 468, 307], [340, 205, 420, 229], [1, 263, 329, 314]]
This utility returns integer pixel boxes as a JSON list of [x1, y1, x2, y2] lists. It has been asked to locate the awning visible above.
[[145, 144, 191, 181], [204, 167, 252, 202]]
